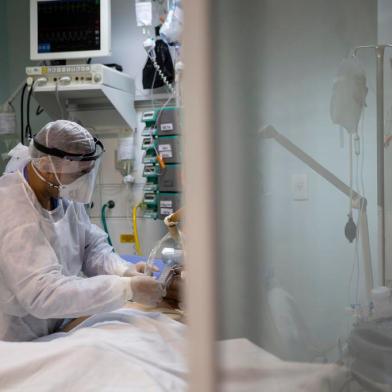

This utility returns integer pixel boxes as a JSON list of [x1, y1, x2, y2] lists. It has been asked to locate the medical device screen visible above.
[[37, 0, 101, 53]]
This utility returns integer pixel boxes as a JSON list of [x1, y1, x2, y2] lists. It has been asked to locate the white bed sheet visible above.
[[219, 339, 348, 392], [0, 310, 187, 391], [0, 309, 348, 392]]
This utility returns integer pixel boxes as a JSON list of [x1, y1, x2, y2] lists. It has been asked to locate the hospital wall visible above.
[[0, 0, 166, 255], [216, 0, 380, 361]]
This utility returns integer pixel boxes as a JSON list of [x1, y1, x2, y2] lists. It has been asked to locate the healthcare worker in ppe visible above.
[[0, 120, 164, 341]]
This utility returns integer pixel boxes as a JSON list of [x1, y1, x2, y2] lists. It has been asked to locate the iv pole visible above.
[[353, 45, 392, 286], [260, 125, 374, 301]]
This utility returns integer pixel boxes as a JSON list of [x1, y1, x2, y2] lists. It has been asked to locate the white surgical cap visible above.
[[30, 120, 98, 174], [30, 120, 95, 157]]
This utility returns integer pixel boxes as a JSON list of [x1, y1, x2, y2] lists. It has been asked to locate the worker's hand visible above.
[[130, 276, 165, 307], [385, 134, 392, 147], [164, 214, 177, 227], [123, 262, 158, 277], [135, 261, 159, 274]]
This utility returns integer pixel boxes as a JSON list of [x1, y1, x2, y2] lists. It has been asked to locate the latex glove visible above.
[[130, 276, 165, 307], [164, 214, 177, 227], [123, 262, 158, 277]]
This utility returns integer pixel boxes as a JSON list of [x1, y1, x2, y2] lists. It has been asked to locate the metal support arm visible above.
[[259, 125, 374, 298]]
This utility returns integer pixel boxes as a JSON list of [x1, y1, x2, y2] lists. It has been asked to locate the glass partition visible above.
[[208, 0, 392, 390]]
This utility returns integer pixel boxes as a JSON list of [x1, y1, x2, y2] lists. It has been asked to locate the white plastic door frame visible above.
[[183, 0, 218, 391]]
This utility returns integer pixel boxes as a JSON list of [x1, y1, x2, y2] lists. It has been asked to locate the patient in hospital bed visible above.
[[62, 268, 184, 332], [0, 287, 348, 391], [63, 208, 186, 332], [0, 262, 349, 392], [0, 211, 347, 390]]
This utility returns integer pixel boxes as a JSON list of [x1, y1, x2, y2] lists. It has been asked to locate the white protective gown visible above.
[[0, 170, 132, 341]]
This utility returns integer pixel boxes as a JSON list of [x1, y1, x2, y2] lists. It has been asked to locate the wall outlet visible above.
[[291, 174, 308, 201]]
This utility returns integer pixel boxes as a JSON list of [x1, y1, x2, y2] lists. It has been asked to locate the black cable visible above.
[[25, 82, 35, 140], [87, 58, 91, 64], [36, 105, 44, 116], [25, 89, 32, 140], [20, 83, 28, 145]]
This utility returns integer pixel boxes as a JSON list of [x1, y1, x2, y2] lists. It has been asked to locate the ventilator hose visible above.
[[101, 201, 115, 247], [132, 203, 143, 255]]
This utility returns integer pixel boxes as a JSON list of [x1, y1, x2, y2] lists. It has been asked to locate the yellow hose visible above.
[[132, 203, 143, 255]]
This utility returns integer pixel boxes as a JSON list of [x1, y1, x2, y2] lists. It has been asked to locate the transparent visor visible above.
[[31, 157, 101, 204], [32, 155, 98, 174], [30, 137, 103, 203], [32, 156, 101, 186], [58, 159, 101, 204]]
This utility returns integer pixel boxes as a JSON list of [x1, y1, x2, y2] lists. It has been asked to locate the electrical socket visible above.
[[291, 174, 308, 201]]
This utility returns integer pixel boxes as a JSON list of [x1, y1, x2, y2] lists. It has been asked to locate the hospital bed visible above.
[[0, 257, 348, 391], [0, 307, 348, 392]]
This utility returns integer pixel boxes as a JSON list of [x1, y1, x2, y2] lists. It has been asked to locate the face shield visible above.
[[31, 137, 104, 204]]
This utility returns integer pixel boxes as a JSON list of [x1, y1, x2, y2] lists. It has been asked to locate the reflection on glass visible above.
[[215, 0, 392, 390]]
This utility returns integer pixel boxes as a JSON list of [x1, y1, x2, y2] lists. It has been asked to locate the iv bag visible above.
[[116, 137, 135, 177], [160, 1, 183, 44], [135, 0, 162, 28], [330, 57, 368, 134]]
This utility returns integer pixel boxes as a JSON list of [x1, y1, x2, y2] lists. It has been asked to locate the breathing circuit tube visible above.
[[101, 200, 115, 247]]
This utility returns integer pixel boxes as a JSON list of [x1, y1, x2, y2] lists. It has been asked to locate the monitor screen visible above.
[[30, 0, 111, 60], [38, 0, 101, 54]]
